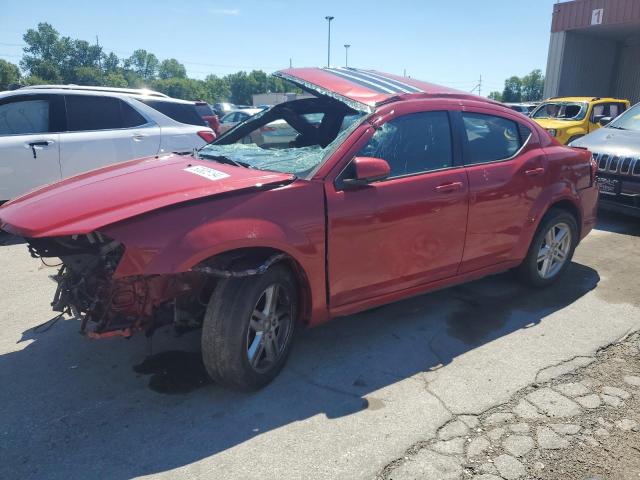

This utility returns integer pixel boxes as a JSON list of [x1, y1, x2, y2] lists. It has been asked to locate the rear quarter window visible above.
[[142, 100, 206, 126], [195, 104, 214, 117]]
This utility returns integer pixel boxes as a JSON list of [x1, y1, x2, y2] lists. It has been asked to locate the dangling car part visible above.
[[28, 234, 207, 338]]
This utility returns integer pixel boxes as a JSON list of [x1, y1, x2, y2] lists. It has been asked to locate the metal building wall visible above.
[[556, 32, 618, 97], [552, 0, 640, 32], [613, 43, 640, 103], [543, 32, 566, 99]]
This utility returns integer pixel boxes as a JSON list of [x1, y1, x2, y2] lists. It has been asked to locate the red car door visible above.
[[456, 108, 547, 273], [325, 108, 469, 309]]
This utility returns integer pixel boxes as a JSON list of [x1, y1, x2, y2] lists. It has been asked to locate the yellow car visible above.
[[530, 97, 630, 145]]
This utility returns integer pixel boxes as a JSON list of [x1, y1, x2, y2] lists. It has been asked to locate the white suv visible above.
[[0, 86, 215, 202]]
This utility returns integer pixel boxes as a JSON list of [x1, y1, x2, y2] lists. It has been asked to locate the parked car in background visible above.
[[531, 97, 630, 145], [0, 86, 214, 202], [504, 102, 538, 115], [570, 101, 640, 217], [0, 67, 598, 391], [212, 102, 236, 117], [218, 108, 263, 135], [194, 101, 221, 135], [218, 108, 317, 147]]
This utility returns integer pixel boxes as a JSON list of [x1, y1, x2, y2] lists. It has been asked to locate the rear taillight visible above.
[[590, 153, 597, 186], [198, 131, 215, 143]]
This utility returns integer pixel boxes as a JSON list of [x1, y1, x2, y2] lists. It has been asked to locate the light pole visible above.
[[325, 16, 334, 67], [344, 44, 351, 67]]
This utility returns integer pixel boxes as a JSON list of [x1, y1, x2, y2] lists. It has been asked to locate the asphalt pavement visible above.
[[0, 212, 638, 480]]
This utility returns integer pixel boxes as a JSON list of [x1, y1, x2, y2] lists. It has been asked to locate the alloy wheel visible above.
[[246, 283, 293, 373], [537, 222, 572, 279]]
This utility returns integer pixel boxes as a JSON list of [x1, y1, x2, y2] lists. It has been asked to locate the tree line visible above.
[[488, 70, 545, 103], [0, 23, 294, 105], [1, 23, 546, 105]]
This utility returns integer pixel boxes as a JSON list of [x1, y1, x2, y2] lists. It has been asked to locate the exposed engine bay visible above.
[[27, 234, 209, 338], [25, 234, 291, 339]]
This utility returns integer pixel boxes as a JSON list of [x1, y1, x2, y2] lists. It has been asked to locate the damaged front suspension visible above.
[[193, 253, 286, 278]]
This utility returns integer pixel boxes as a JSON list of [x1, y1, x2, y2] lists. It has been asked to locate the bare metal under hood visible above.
[[0, 154, 293, 238]]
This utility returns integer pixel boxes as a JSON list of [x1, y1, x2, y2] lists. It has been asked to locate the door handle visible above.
[[132, 134, 148, 141], [435, 181, 463, 193], [26, 140, 54, 159], [525, 167, 545, 176]]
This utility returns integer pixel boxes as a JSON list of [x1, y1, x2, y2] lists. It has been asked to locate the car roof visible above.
[[545, 96, 628, 103], [19, 84, 168, 97], [274, 67, 498, 112], [1, 87, 193, 105]]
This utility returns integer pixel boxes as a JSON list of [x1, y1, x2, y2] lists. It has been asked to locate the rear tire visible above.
[[516, 209, 578, 288], [201, 264, 298, 391]]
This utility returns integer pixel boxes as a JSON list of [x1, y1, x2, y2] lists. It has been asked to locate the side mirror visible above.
[[343, 156, 390, 187], [598, 116, 613, 126]]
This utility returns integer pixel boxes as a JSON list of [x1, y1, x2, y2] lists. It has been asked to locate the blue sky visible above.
[[0, 0, 561, 96]]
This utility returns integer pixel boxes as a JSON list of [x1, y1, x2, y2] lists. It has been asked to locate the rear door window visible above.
[[140, 100, 206, 126], [461, 113, 522, 165], [65, 95, 123, 131], [64, 95, 149, 132], [0, 99, 50, 135]]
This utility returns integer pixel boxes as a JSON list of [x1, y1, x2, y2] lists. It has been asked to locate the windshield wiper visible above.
[[198, 152, 252, 168], [608, 125, 626, 130]]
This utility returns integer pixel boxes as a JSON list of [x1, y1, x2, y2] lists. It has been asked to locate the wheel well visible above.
[[197, 247, 312, 326], [547, 200, 581, 237]]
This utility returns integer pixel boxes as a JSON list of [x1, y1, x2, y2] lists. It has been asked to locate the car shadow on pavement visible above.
[[0, 262, 600, 479], [0, 232, 24, 246], [595, 210, 640, 237]]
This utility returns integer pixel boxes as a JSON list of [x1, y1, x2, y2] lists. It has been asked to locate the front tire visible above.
[[517, 209, 578, 288], [201, 264, 298, 391]]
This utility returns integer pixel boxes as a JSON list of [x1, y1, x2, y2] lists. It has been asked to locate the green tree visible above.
[[0, 59, 21, 90], [22, 75, 48, 86], [16, 23, 302, 102], [103, 71, 128, 88], [158, 58, 187, 79], [152, 77, 207, 100], [488, 91, 503, 102], [502, 76, 522, 103], [520, 69, 544, 102], [126, 49, 159, 80], [21, 23, 66, 82], [73, 66, 102, 85], [203, 74, 231, 103], [226, 71, 252, 104], [103, 52, 120, 73]]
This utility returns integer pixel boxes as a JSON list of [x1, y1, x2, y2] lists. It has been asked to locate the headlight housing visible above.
[[546, 129, 557, 137]]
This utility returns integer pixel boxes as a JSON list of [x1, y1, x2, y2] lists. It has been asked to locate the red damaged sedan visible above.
[[0, 68, 598, 391]]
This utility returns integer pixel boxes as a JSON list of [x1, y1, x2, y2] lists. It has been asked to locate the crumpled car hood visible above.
[[0, 154, 293, 238]]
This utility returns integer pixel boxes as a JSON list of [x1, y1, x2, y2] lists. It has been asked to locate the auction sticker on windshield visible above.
[[184, 165, 230, 181]]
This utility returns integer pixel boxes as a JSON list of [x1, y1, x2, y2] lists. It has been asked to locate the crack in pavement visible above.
[[376, 329, 640, 480]]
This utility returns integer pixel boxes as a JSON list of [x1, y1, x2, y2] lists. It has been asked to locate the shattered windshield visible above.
[[198, 111, 365, 176], [531, 102, 588, 121]]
